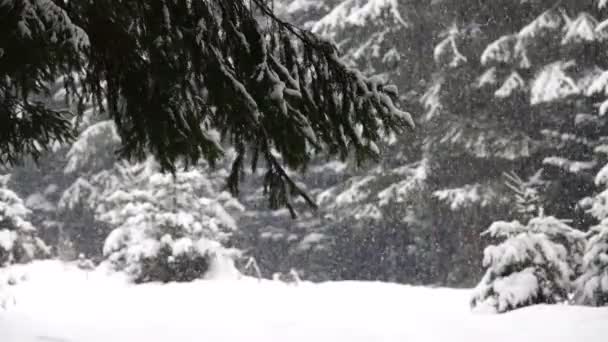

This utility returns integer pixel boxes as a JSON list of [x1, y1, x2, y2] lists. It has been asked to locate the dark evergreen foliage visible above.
[[0, 0, 86, 164], [1, 0, 412, 213]]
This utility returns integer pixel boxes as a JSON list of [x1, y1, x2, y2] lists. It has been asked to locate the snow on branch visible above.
[[49, 0, 414, 214], [3, 0, 413, 213]]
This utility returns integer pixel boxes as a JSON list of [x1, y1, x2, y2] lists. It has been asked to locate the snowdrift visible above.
[[1, 261, 607, 342]]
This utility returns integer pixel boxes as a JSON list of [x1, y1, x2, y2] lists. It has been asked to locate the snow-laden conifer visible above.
[[0, 175, 49, 267], [100, 161, 241, 283], [574, 163, 608, 306], [471, 216, 585, 313]]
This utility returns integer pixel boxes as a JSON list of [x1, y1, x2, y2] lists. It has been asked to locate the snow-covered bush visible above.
[[471, 216, 585, 313], [55, 116, 243, 280], [100, 161, 241, 283], [102, 208, 238, 283], [574, 165, 608, 306], [0, 176, 49, 267], [574, 224, 608, 306]]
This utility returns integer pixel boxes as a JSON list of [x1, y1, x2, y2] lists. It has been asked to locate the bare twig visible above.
[[244, 256, 263, 282]]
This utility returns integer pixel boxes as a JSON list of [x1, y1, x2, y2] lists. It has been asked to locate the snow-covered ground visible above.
[[1, 261, 607, 342]]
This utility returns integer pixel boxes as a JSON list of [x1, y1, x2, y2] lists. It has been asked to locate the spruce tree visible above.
[[421, 0, 608, 284], [56, 117, 122, 259], [100, 159, 241, 283], [471, 216, 585, 313]]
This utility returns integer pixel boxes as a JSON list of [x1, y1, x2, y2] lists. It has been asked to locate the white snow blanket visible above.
[[0, 261, 607, 342]]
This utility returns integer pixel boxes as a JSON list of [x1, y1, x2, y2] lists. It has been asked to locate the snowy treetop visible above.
[[312, 0, 409, 38], [64, 121, 122, 174]]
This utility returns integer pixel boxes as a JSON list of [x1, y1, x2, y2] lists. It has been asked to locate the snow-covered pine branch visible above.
[[0, 0, 88, 164], [0, 0, 414, 216]]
